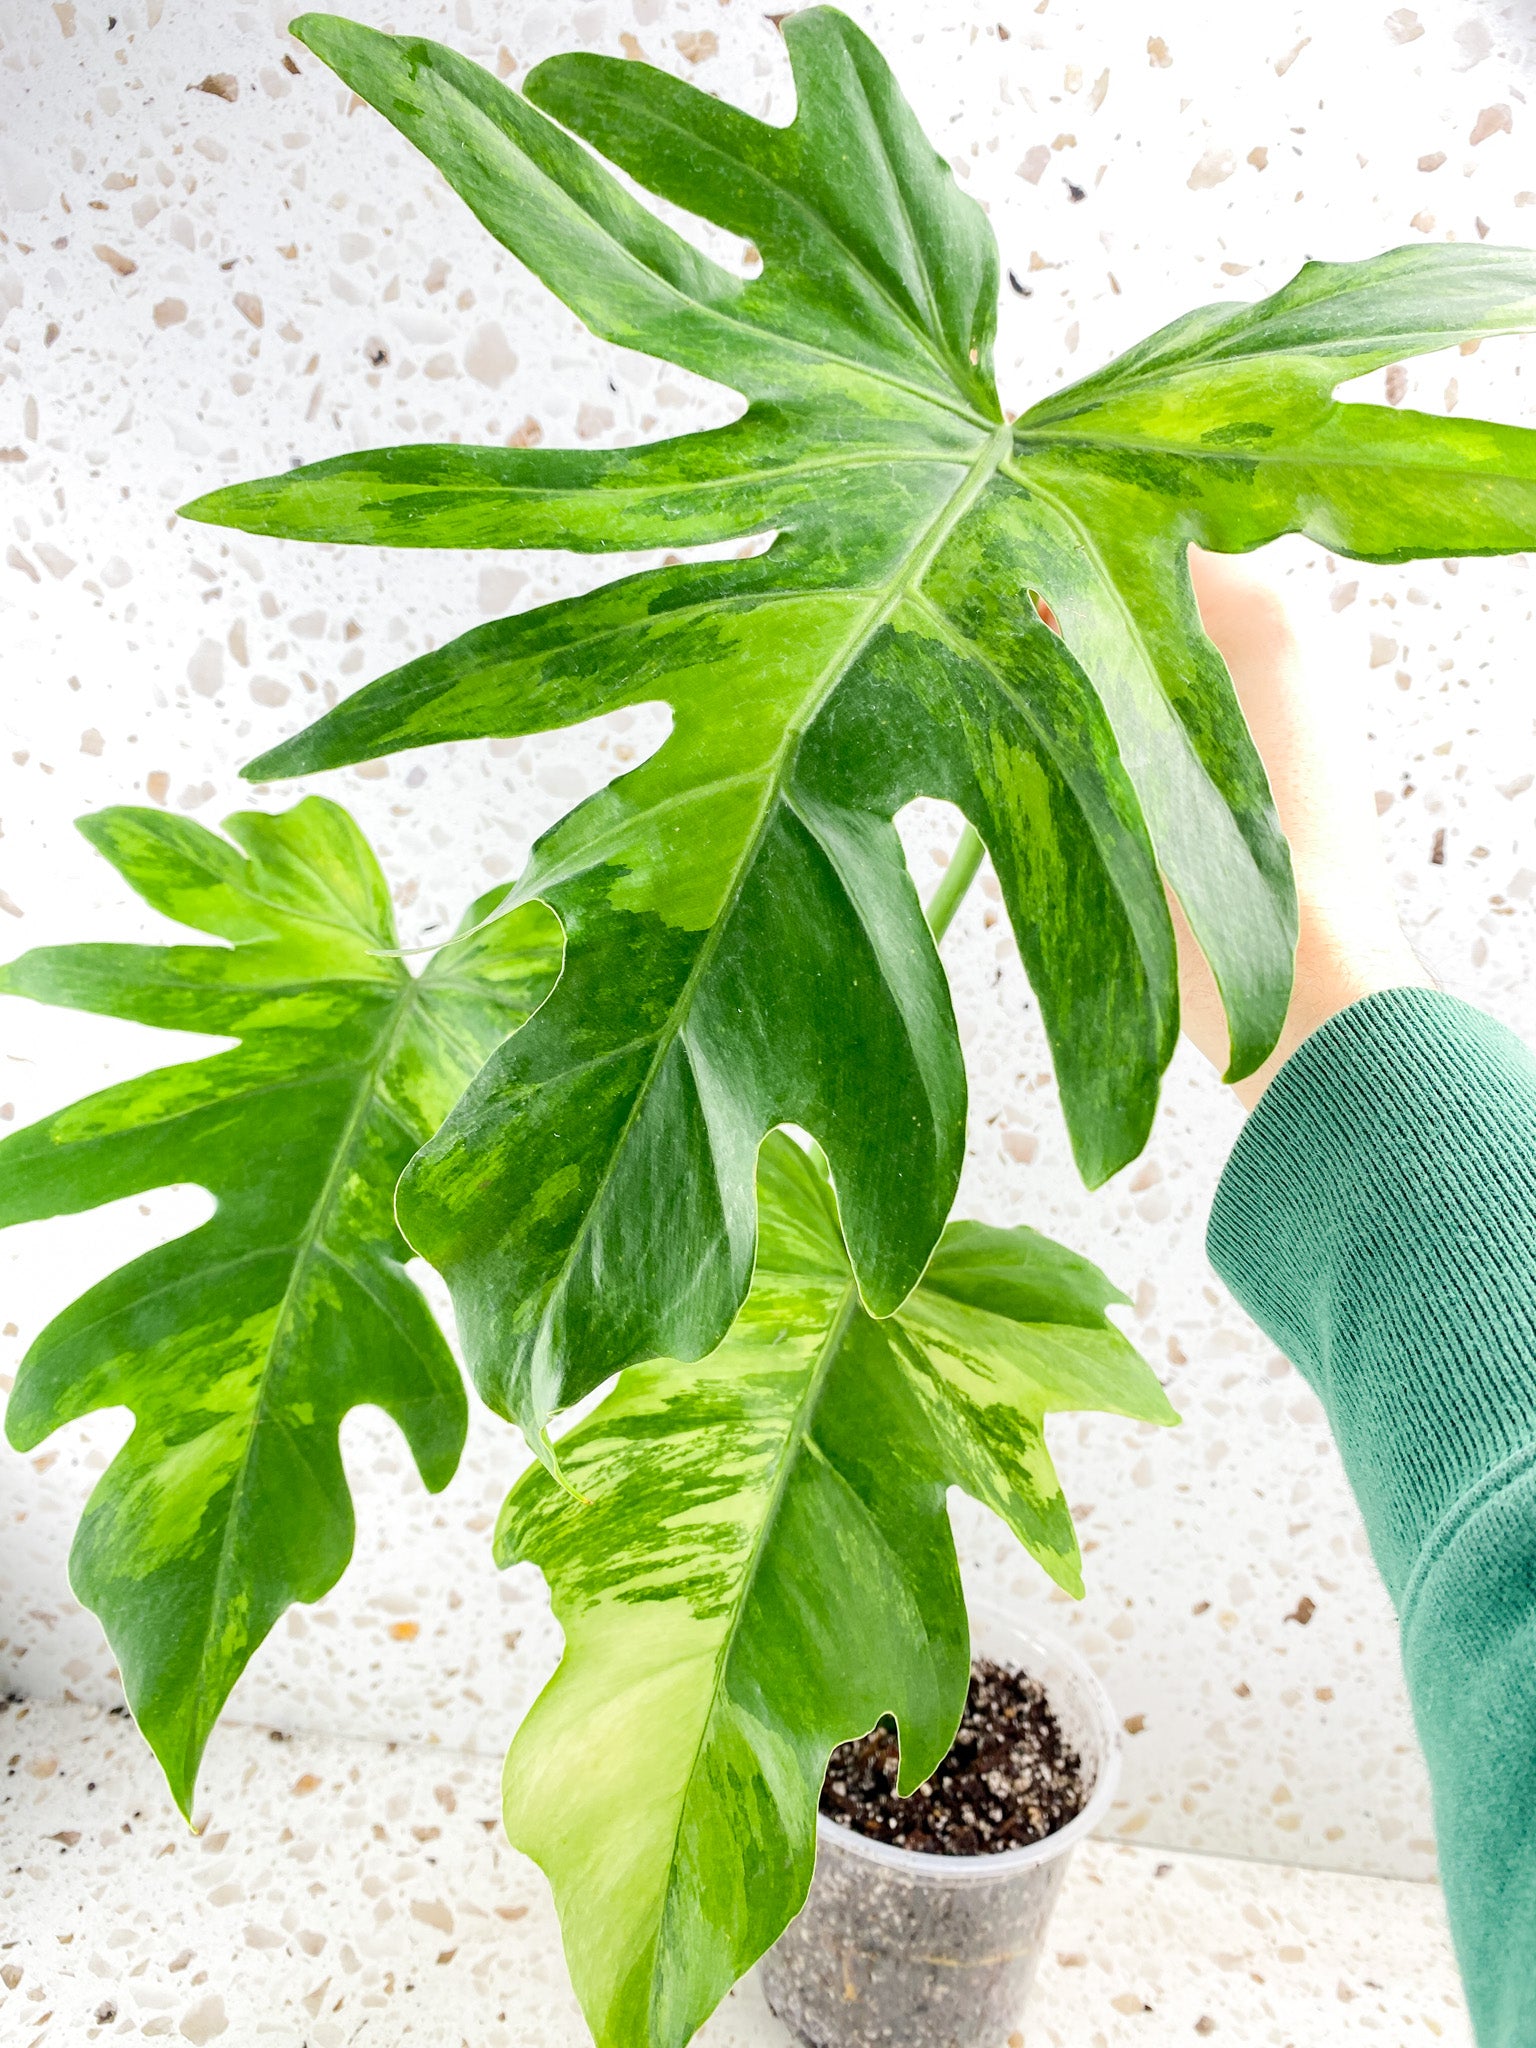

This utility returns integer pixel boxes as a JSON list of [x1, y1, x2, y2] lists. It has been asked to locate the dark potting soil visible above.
[[819, 1657, 1084, 1856]]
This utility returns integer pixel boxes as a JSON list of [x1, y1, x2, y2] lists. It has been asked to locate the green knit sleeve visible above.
[[1208, 986, 1536, 2048]]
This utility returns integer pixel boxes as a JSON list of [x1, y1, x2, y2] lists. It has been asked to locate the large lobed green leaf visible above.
[[180, 10, 1536, 1459], [0, 799, 560, 1813], [498, 1132, 1175, 2048]]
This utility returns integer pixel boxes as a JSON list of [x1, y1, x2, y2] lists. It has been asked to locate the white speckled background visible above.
[[2, 0, 1534, 1899], [0, 1698, 1475, 2045]]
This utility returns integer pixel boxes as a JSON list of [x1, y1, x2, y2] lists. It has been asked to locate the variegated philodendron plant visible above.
[[6, 11, 1536, 2046]]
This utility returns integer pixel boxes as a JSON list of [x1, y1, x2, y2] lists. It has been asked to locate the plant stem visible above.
[[924, 822, 985, 942]]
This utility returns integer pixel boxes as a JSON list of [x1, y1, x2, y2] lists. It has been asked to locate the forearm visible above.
[[1230, 899, 1431, 1108], [1174, 547, 1432, 1104], [1208, 990, 1536, 2046], [1180, 549, 1536, 2043]]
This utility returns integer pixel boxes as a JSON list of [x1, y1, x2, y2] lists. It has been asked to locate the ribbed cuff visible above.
[[1208, 987, 1536, 1607], [1397, 1451, 1536, 2047]]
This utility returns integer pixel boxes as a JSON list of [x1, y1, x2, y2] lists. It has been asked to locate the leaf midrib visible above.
[[258, 584, 893, 781], [208, 878, 402, 955], [905, 587, 1100, 815], [995, 459, 1189, 684], [990, 462, 1209, 838], [519, 424, 1012, 1402], [407, 987, 520, 1085], [392, 49, 994, 438], [523, 768, 789, 902], [33, 968, 411, 1003], [1009, 417, 1536, 480], [1147, 323, 1534, 381], [29, 1234, 435, 1370], [184, 973, 427, 1767], [546, 82, 973, 416], [1013, 302, 1536, 427], [24, 1055, 403, 1186], [319, 446, 959, 510], [645, 1279, 860, 2031], [102, 843, 382, 955]]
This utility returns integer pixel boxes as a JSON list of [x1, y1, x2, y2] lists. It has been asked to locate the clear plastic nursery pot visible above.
[[759, 1606, 1121, 2048]]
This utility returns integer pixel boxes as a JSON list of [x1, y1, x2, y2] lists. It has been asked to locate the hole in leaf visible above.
[[1027, 588, 1062, 635]]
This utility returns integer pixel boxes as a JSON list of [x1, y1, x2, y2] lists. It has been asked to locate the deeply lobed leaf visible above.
[[182, 10, 1176, 1453], [179, 10, 1536, 1462], [0, 799, 560, 1812], [497, 1133, 1174, 2048], [1006, 245, 1536, 1057]]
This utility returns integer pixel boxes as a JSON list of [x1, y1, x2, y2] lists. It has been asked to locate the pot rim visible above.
[[813, 1603, 1123, 1881]]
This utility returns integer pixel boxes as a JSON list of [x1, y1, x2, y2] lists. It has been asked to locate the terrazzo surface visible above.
[[1, 1697, 1471, 2047], [2, 0, 1536, 1903]]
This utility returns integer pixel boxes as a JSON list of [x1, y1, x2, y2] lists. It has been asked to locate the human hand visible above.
[[1175, 546, 1432, 1110]]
